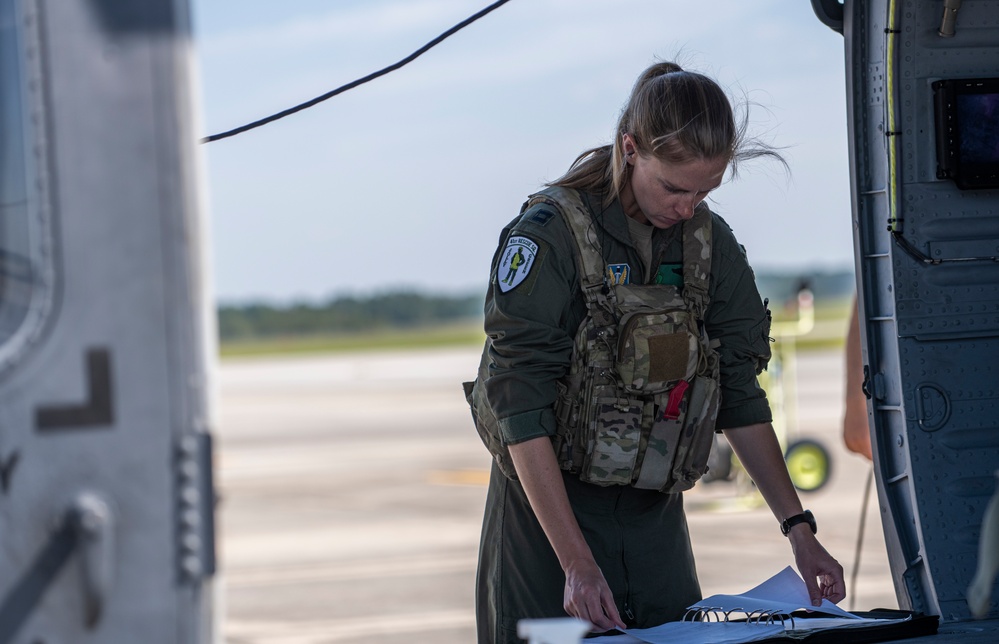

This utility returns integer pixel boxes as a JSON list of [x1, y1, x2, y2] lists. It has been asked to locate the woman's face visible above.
[[621, 134, 728, 229]]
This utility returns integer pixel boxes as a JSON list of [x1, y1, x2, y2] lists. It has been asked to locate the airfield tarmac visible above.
[[214, 344, 896, 644]]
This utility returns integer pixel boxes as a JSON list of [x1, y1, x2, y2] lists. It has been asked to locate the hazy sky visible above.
[[192, 0, 854, 304]]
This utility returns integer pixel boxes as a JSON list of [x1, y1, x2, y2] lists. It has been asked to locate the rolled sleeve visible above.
[[498, 408, 559, 444]]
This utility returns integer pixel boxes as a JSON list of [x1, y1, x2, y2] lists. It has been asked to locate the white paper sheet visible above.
[[691, 565, 859, 620]]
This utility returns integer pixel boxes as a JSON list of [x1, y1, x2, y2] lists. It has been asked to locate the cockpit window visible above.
[[0, 0, 53, 365]]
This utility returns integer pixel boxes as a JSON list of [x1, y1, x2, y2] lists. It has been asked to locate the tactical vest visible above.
[[465, 187, 721, 494]]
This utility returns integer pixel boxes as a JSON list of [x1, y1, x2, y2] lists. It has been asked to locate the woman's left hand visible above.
[[788, 527, 846, 605]]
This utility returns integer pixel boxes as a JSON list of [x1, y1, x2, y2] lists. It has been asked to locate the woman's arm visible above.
[[721, 423, 846, 605], [508, 437, 627, 632], [843, 298, 873, 460]]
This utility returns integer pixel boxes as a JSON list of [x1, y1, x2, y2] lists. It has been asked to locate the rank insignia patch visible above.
[[527, 208, 556, 227], [607, 263, 631, 285], [498, 236, 540, 293]]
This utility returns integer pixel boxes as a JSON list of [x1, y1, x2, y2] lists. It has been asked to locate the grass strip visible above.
[[219, 297, 855, 359], [220, 323, 485, 358]]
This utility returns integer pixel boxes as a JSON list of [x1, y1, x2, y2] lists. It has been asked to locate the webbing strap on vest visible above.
[[524, 188, 616, 327]]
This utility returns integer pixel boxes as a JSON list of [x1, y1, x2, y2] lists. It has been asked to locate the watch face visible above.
[[803, 512, 817, 534]]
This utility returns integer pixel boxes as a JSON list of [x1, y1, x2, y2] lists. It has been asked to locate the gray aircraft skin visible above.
[[0, 0, 997, 642], [813, 0, 999, 641], [0, 0, 217, 642]]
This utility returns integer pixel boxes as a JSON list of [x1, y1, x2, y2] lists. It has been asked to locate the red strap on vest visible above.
[[661, 380, 690, 420]]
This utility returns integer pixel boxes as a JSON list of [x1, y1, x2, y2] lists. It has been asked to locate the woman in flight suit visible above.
[[473, 61, 845, 643]]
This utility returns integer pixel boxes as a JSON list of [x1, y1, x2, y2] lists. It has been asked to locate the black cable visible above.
[[891, 230, 999, 265], [201, 0, 514, 144], [849, 467, 875, 612]]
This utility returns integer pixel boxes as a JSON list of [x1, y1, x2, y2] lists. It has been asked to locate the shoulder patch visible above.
[[527, 208, 556, 227], [497, 235, 542, 293]]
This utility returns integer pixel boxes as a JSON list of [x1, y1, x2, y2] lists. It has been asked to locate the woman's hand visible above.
[[788, 527, 846, 605], [563, 558, 627, 632]]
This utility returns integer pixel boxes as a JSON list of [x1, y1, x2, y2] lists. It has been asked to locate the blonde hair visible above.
[[551, 61, 784, 204]]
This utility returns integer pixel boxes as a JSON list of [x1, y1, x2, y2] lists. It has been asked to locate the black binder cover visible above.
[[755, 609, 938, 643]]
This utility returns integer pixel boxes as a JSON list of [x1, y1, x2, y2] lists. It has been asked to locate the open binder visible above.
[[588, 567, 939, 644]]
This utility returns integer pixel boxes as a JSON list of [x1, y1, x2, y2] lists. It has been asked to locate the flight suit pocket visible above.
[[463, 379, 519, 480], [750, 312, 773, 374]]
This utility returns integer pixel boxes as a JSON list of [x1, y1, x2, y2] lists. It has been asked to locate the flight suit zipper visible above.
[[615, 492, 636, 627]]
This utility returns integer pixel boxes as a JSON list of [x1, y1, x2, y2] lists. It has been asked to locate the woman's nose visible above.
[[677, 195, 698, 219]]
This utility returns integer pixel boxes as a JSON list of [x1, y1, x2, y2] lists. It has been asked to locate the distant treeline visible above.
[[755, 269, 856, 306], [217, 270, 855, 341], [218, 291, 483, 341]]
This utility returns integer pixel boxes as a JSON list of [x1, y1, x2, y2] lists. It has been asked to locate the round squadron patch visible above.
[[497, 235, 539, 293]]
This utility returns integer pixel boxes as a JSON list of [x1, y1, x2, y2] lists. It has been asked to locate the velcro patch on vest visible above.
[[647, 332, 694, 384], [497, 235, 542, 293]]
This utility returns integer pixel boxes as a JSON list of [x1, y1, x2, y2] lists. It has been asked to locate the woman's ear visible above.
[[621, 133, 636, 160]]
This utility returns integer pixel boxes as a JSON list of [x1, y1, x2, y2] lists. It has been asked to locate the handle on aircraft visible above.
[[69, 492, 115, 628], [939, 0, 963, 37], [914, 383, 951, 432]]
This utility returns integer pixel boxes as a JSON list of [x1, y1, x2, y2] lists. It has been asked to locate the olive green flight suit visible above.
[[475, 189, 773, 643]]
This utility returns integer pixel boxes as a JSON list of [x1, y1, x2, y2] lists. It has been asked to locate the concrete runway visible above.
[[214, 345, 897, 643]]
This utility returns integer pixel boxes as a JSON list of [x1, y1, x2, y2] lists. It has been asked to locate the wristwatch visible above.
[[781, 510, 817, 536]]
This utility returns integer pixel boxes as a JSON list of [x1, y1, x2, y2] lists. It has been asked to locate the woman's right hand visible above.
[[563, 557, 627, 632]]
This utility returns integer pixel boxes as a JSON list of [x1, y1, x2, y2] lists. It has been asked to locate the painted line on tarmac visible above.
[[225, 609, 475, 643], [426, 469, 490, 486], [226, 552, 477, 588]]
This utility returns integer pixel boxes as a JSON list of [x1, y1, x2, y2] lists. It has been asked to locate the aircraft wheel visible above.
[[784, 438, 831, 493]]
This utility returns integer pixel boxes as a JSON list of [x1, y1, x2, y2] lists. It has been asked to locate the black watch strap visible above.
[[781, 510, 817, 536]]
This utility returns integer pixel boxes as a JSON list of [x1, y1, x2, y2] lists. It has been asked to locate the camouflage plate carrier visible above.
[[545, 187, 721, 493], [465, 187, 721, 493]]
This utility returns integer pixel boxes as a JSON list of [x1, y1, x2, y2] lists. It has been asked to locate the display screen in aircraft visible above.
[[934, 77, 999, 189]]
